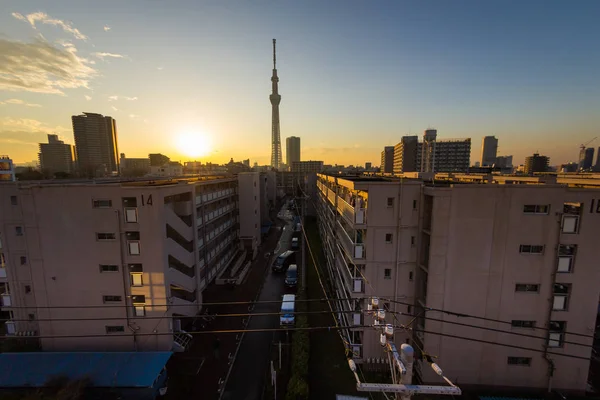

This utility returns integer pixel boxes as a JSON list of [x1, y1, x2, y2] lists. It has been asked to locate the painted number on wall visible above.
[[141, 194, 153, 206]]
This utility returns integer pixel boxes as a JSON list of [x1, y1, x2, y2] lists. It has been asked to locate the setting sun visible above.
[[175, 131, 213, 159]]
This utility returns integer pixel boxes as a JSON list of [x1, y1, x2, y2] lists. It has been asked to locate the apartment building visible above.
[[392, 134, 471, 174], [380, 147, 395, 174], [316, 172, 600, 392], [393, 136, 419, 174], [0, 156, 15, 182], [316, 174, 422, 361], [72, 113, 119, 177], [38, 135, 75, 175], [0, 176, 247, 352], [238, 172, 262, 256]]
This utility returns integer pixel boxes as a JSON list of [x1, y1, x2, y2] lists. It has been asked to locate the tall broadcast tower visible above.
[[270, 39, 282, 169]]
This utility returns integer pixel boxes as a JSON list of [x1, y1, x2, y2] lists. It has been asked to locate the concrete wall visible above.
[[420, 184, 600, 391], [238, 173, 261, 247]]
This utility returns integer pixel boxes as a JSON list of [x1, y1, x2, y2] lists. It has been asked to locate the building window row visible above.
[[511, 320, 536, 328], [523, 204, 549, 215], [519, 245, 544, 254], [93, 199, 112, 208], [507, 356, 531, 366]]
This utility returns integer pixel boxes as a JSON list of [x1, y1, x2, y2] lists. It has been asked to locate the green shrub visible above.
[[285, 374, 309, 400]]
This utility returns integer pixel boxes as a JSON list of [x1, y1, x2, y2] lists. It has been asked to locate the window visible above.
[[511, 320, 536, 328], [28, 313, 35, 321], [124, 208, 138, 223], [523, 205, 549, 214], [387, 198, 394, 207], [548, 321, 566, 347], [411, 236, 415, 246], [553, 284, 570, 311], [122, 197, 137, 207], [132, 295, 146, 317], [126, 231, 140, 240], [96, 233, 116, 241], [20, 256, 27, 265], [99, 264, 119, 272], [519, 245, 544, 254], [131, 272, 143, 286], [557, 244, 576, 273], [106, 326, 125, 334], [412, 200, 417, 209], [407, 305, 412, 314], [385, 233, 393, 243], [384, 268, 391, 279], [24, 285, 31, 294], [507, 357, 531, 366], [128, 241, 141, 255], [562, 203, 582, 234], [515, 284, 539, 293], [103, 295, 122, 303], [254, 196, 257, 201], [10, 196, 17, 206], [15, 226, 23, 236], [409, 271, 414, 281], [92, 199, 112, 208]]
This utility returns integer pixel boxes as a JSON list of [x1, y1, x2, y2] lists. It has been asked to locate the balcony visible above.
[[337, 223, 365, 260], [196, 188, 235, 206], [1, 293, 11, 307], [170, 284, 197, 303], [337, 196, 366, 225], [169, 255, 195, 277], [0, 268, 6, 279]]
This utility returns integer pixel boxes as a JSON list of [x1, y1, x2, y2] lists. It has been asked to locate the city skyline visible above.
[[1, 1, 600, 167]]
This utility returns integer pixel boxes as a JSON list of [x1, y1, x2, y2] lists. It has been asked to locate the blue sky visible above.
[[1, 0, 599, 166]]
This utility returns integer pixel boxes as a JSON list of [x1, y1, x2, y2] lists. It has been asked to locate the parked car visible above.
[[272, 250, 296, 272], [291, 237, 299, 250], [280, 294, 296, 327], [285, 264, 298, 288]]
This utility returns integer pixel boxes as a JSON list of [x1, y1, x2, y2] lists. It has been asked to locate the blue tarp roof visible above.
[[0, 352, 173, 388]]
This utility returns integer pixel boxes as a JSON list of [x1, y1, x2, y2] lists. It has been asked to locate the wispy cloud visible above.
[[103, 26, 111, 32], [108, 95, 137, 101], [92, 52, 127, 60], [0, 36, 96, 94], [1, 117, 68, 133], [157, 67, 164, 71], [84, 95, 92, 101], [0, 98, 42, 107], [111, 106, 118, 111], [12, 12, 88, 40], [129, 114, 140, 119]]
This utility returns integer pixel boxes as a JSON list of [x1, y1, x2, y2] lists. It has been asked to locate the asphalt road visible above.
[[221, 206, 296, 400]]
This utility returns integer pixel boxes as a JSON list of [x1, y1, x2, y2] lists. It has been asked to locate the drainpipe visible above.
[[543, 211, 562, 392], [115, 210, 138, 351]]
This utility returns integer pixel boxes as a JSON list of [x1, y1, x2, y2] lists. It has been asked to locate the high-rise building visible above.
[[380, 146, 395, 174], [38, 134, 75, 175], [291, 161, 323, 174], [393, 136, 419, 174], [595, 147, 600, 172], [316, 172, 600, 392], [524, 153, 550, 175], [578, 147, 595, 170], [270, 39, 282, 169], [365, 162, 372, 170], [481, 136, 498, 166], [0, 176, 258, 351], [119, 153, 150, 176], [72, 113, 119, 177], [149, 153, 170, 167], [286, 136, 301, 168], [242, 159, 250, 167]]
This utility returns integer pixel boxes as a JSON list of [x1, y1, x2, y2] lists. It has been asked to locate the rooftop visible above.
[[2, 174, 236, 188], [0, 352, 173, 388]]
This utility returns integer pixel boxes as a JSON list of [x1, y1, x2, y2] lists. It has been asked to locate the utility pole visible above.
[[347, 297, 461, 398], [301, 177, 307, 289]]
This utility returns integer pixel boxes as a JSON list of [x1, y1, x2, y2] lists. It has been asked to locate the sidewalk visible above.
[[165, 206, 285, 400]]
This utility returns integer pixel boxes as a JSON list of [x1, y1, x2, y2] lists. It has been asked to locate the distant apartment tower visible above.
[[38, 135, 75, 175], [421, 130, 471, 173], [495, 155, 513, 169], [524, 153, 550, 175], [578, 147, 595, 170], [393, 136, 419, 174], [119, 153, 150, 176], [480, 136, 498, 166], [365, 162, 372, 170], [595, 147, 600, 172], [316, 173, 599, 392], [72, 113, 119, 177], [0, 176, 252, 351], [149, 153, 170, 167], [380, 146, 394, 174], [0, 156, 16, 181], [291, 161, 323, 174], [286, 137, 301, 168]]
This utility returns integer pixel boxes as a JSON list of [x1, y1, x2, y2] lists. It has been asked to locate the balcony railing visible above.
[[0, 268, 6, 279], [337, 224, 365, 260], [337, 196, 366, 225], [196, 188, 235, 205], [1, 293, 12, 307]]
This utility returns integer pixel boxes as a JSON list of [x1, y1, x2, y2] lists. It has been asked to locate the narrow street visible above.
[[220, 206, 297, 400]]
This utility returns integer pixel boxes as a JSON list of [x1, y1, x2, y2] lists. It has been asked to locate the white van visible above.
[[280, 294, 296, 327], [291, 237, 299, 250]]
